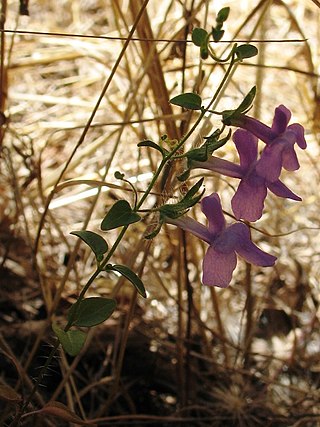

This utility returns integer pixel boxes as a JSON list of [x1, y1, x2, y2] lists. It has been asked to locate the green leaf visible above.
[[137, 140, 168, 156], [222, 86, 256, 124], [177, 168, 191, 182], [235, 44, 258, 60], [185, 129, 229, 164], [216, 7, 230, 23], [159, 204, 189, 219], [170, 93, 202, 110], [187, 146, 209, 162], [237, 86, 256, 113], [192, 28, 208, 47], [212, 28, 225, 43], [159, 178, 205, 219], [107, 264, 147, 298], [144, 221, 163, 240], [184, 178, 204, 201], [101, 200, 141, 231], [70, 230, 108, 262], [211, 7, 229, 42], [52, 324, 86, 357], [200, 45, 209, 60], [114, 171, 125, 180], [68, 297, 116, 327]]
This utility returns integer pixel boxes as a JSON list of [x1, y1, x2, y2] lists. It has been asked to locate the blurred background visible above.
[[0, 0, 319, 425]]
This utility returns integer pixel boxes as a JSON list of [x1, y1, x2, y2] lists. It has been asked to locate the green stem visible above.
[[208, 43, 237, 63], [65, 225, 129, 330], [14, 51, 239, 425], [137, 54, 237, 210]]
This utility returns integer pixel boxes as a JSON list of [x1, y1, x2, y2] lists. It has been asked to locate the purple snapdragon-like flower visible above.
[[193, 129, 301, 221], [230, 105, 307, 182], [167, 193, 276, 288]]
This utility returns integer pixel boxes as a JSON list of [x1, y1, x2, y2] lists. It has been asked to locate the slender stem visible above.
[[15, 45, 239, 426], [137, 55, 237, 210], [65, 225, 129, 330]]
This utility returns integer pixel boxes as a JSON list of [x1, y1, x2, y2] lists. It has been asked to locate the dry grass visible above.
[[0, 0, 319, 426]]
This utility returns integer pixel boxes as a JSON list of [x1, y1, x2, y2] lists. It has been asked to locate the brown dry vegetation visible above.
[[0, 0, 320, 426]]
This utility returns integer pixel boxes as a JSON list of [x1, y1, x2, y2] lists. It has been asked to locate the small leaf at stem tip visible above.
[[216, 7, 230, 23], [235, 44, 258, 60], [191, 27, 208, 47], [70, 230, 108, 261], [52, 324, 87, 357], [114, 171, 125, 180], [170, 93, 202, 110], [101, 200, 141, 231], [68, 297, 116, 327], [108, 264, 147, 298]]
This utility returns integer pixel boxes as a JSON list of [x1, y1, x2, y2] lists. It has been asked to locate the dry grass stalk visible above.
[[0, 0, 319, 425]]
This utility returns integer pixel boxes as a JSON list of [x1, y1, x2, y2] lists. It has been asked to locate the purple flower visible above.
[[166, 193, 276, 288], [193, 129, 301, 221], [229, 105, 307, 182]]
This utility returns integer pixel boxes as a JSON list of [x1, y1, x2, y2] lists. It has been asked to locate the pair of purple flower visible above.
[[168, 106, 306, 287], [195, 105, 307, 222]]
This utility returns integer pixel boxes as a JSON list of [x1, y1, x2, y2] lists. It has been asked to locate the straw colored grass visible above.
[[0, 0, 319, 425]]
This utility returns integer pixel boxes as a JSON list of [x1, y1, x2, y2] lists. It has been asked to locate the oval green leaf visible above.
[[52, 324, 86, 357], [191, 28, 208, 47], [216, 7, 230, 23], [236, 44, 258, 60], [70, 230, 108, 261], [170, 93, 202, 110], [101, 200, 141, 231], [108, 264, 147, 298], [114, 171, 125, 180], [68, 297, 116, 327]]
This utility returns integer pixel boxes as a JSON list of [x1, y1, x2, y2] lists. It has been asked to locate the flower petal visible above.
[[288, 123, 307, 149], [201, 193, 225, 236], [282, 146, 300, 171], [271, 105, 291, 134], [228, 223, 277, 266], [166, 216, 211, 244], [233, 129, 258, 170], [267, 180, 301, 201], [192, 156, 243, 179], [231, 114, 275, 144], [202, 246, 237, 288], [231, 174, 267, 221], [256, 141, 284, 182]]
